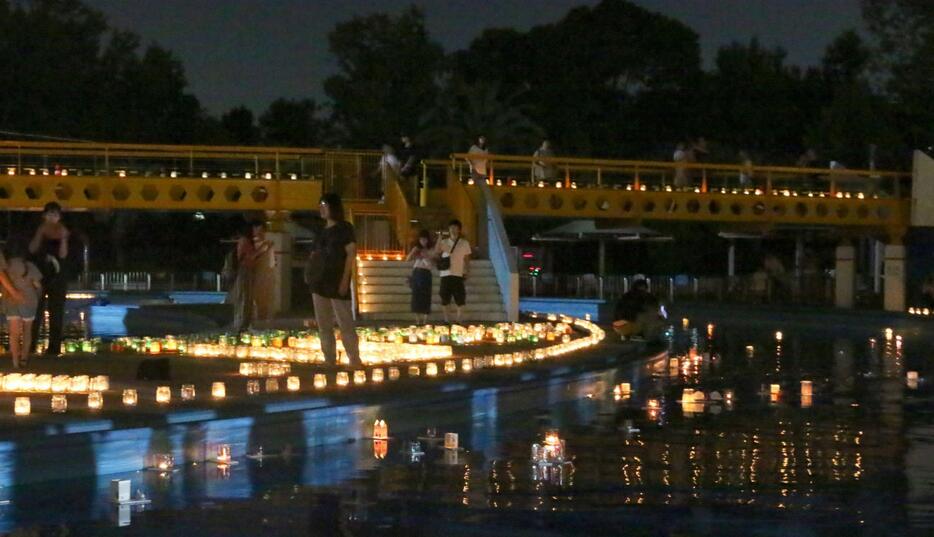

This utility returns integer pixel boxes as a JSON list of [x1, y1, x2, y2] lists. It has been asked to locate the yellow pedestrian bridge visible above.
[[0, 140, 926, 318]]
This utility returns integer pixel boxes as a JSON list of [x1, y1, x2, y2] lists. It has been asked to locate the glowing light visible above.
[[88, 392, 103, 410], [373, 419, 389, 440], [123, 389, 138, 406], [156, 386, 171, 404], [181, 384, 196, 401], [211, 382, 226, 399], [287, 376, 300, 391], [313, 374, 327, 389], [51, 394, 67, 413], [775, 331, 783, 342], [14, 397, 30, 416]]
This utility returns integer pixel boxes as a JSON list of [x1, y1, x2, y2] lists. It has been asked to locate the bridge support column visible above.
[[883, 243, 906, 312], [835, 243, 855, 308], [265, 212, 293, 316]]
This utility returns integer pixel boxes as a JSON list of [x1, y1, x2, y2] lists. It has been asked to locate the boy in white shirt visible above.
[[435, 219, 471, 324]]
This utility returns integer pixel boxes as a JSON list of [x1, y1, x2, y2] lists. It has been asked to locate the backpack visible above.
[[221, 247, 239, 289]]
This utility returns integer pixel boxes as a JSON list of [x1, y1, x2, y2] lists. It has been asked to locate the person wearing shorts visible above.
[[436, 219, 471, 324], [2, 241, 42, 368]]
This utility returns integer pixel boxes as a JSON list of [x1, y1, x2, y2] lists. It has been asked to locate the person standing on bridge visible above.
[[467, 136, 489, 184], [29, 202, 69, 356], [436, 219, 471, 325], [398, 135, 420, 203], [377, 144, 400, 203], [311, 193, 361, 367], [532, 140, 556, 184]]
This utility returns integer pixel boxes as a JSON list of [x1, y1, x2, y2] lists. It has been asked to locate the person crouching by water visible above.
[[29, 202, 69, 356], [612, 277, 665, 341], [407, 229, 436, 325], [3, 238, 42, 368], [435, 219, 471, 324], [310, 193, 361, 367]]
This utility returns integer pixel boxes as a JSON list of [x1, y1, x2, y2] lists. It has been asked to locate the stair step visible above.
[[360, 268, 496, 278], [358, 260, 493, 268]]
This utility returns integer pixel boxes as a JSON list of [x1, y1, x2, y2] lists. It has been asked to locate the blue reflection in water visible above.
[[470, 388, 499, 464]]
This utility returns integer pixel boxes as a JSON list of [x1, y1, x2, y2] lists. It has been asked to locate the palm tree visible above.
[[420, 79, 544, 156]]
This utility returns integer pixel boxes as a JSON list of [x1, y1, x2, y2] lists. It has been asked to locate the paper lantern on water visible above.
[[123, 389, 138, 407], [14, 397, 30, 416], [373, 419, 388, 440], [51, 394, 67, 413], [216, 445, 231, 465], [211, 382, 226, 399], [156, 386, 171, 404], [88, 392, 103, 410], [444, 432, 459, 450]]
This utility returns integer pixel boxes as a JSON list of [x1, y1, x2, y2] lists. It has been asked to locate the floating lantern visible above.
[[800, 380, 813, 397], [14, 397, 30, 416], [371, 368, 384, 383], [353, 370, 366, 385], [123, 389, 138, 407], [51, 394, 67, 413], [885, 328, 893, 341], [682, 318, 689, 329], [373, 419, 388, 440], [775, 331, 783, 342], [444, 433, 459, 450], [614, 383, 631, 401], [745, 345, 754, 357], [287, 376, 300, 391], [216, 445, 231, 465], [707, 324, 714, 337], [88, 392, 103, 410], [156, 386, 171, 404], [388, 368, 400, 381], [426, 363, 438, 377], [313, 374, 327, 389], [211, 382, 226, 399], [907, 371, 919, 390], [156, 454, 174, 471], [181, 384, 196, 401], [373, 439, 388, 459], [336, 372, 349, 387]]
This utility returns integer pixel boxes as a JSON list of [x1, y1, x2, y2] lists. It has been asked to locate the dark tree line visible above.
[[1, 0, 930, 170]]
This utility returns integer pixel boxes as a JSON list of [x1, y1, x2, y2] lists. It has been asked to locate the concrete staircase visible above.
[[357, 259, 507, 322]]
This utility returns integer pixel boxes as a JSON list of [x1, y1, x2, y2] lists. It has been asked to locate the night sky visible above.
[[85, 0, 863, 114]]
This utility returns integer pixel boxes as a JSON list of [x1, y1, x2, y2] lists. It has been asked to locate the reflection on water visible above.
[[2, 320, 934, 535]]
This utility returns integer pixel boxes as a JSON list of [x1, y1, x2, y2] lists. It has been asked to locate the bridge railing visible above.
[[521, 273, 837, 307], [450, 153, 910, 198], [0, 140, 383, 200]]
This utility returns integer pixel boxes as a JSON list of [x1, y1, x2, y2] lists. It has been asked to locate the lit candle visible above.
[[353, 370, 366, 385], [425, 363, 438, 377], [388, 367, 400, 381], [90, 375, 109, 392], [907, 371, 919, 389], [14, 397, 30, 416], [181, 384, 196, 401], [265, 378, 279, 393], [462, 359, 473, 372], [216, 444, 231, 465], [775, 331, 783, 342], [123, 389, 138, 406], [287, 376, 300, 391], [313, 374, 327, 389], [156, 386, 171, 404], [408, 365, 420, 377], [51, 394, 67, 413], [336, 372, 349, 387], [800, 380, 813, 397], [88, 392, 103, 410], [211, 382, 226, 399], [371, 368, 384, 383], [682, 318, 689, 329], [373, 419, 388, 440]]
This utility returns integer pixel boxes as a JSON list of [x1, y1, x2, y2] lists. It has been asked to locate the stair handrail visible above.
[[477, 180, 519, 321]]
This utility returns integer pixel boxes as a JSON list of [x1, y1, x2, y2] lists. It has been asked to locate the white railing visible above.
[[87, 271, 223, 292], [478, 181, 519, 321]]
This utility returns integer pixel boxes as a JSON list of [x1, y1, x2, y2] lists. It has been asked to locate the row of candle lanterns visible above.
[[0, 373, 108, 394], [10, 315, 605, 416]]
